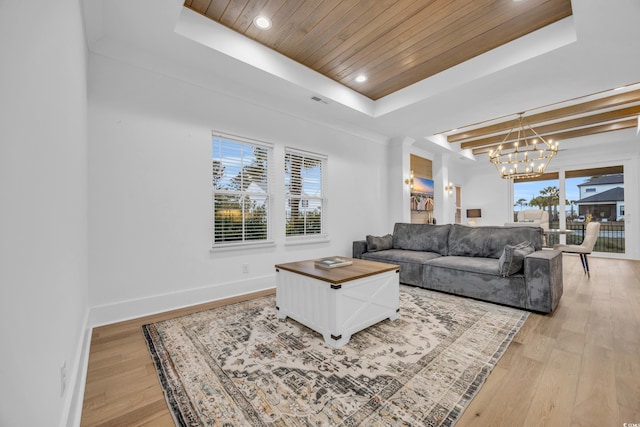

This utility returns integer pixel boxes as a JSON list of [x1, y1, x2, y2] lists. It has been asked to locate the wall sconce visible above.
[[404, 170, 414, 189], [445, 182, 454, 195]]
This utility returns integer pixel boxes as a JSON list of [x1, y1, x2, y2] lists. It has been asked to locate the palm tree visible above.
[[567, 199, 577, 219], [515, 198, 528, 211], [529, 195, 548, 211], [529, 196, 547, 209], [540, 186, 559, 221]]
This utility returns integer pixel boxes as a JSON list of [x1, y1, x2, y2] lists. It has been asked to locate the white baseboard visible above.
[[89, 274, 276, 327], [60, 309, 92, 427], [64, 275, 276, 426]]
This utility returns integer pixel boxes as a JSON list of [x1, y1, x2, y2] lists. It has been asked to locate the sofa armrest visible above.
[[524, 250, 563, 313], [352, 240, 368, 259]]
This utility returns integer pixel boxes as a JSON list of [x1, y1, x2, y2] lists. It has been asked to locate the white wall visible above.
[[87, 54, 391, 323], [0, 1, 89, 426], [459, 165, 512, 227]]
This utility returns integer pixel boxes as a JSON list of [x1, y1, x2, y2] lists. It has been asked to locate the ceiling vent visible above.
[[310, 95, 328, 104]]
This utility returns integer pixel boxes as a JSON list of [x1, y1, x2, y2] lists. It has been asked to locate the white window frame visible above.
[[211, 131, 275, 250], [284, 147, 328, 244]]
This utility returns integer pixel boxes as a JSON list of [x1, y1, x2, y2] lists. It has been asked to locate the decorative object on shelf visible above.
[[488, 113, 559, 179], [466, 209, 481, 218], [314, 257, 353, 269], [445, 182, 454, 195], [404, 170, 414, 188], [467, 208, 481, 226]]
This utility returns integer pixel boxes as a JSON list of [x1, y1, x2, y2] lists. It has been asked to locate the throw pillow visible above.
[[366, 234, 393, 252], [498, 241, 535, 277]]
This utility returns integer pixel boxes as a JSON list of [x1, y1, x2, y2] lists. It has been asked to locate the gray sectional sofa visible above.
[[353, 223, 563, 313]]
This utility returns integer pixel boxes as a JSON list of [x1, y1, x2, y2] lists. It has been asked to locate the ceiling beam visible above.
[[513, 171, 559, 183], [513, 165, 624, 182], [449, 88, 640, 143], [472, 118, 638, 155], [565, 165, 624, 178], [460, 104, 640, 149]]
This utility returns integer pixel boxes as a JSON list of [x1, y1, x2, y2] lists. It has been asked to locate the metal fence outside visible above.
[[545, 221, 625, 253]]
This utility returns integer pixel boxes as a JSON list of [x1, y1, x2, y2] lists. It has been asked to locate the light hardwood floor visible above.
[[80, 256, 640, 426]]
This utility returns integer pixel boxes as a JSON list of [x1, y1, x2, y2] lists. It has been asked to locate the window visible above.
[[513, 166, 625, 253], [212, 133, 273, 246], [566, 166, 624, 253], [512, 172, 559, 223], [455, 186, 462, 224], [284, 148, 327, 240]]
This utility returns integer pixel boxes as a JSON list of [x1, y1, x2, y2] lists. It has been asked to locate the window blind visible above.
[[212, 133, 273, 245], [284, 147, 327, 238]]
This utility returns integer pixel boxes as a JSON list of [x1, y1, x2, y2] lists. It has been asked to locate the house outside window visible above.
[[570, 169, 625, 253], [576, 173, 624, 221], [212, 133, 273, 246], [284, 148, 327, 240]]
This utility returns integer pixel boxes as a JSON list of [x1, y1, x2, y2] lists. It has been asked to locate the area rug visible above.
[[142, 285, 528, 426]]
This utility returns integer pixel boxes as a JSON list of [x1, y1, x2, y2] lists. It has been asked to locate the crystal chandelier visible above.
[[488, 113, 559, 179]]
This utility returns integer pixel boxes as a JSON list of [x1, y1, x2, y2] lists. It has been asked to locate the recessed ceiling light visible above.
[[253, 16, 272, 30], [355, 75, 367, 83]]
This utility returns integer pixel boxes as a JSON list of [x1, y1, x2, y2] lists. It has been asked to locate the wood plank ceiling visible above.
[[446, 87, 640, 156], [184, 0, 572, 100]]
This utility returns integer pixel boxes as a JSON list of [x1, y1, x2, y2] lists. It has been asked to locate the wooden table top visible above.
[[545, 229, 575, 234], [275, 257, 399, 285]]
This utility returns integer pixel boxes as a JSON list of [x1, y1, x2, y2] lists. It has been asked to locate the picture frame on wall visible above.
[[410, 177, 434, 211]]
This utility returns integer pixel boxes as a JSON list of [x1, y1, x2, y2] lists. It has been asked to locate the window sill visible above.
[[210, 240, 277, 252], [284, 235, 330, 246]]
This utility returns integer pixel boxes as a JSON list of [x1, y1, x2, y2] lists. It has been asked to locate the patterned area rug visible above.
[[143, 285, 528, 426]]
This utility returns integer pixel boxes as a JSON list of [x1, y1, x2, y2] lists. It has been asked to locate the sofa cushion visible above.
[[424, 255, 502, 276], [392, 223, 451, 255], [423, 258, 528, 308], [447, 224, 543, 258], [366, 234, 393, 252], [363, 248, 442, 264], [498, 241, 535, 276], [363, 249, 442, 287]]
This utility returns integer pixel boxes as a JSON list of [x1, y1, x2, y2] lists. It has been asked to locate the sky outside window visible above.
[[514, 179, 582, 207]]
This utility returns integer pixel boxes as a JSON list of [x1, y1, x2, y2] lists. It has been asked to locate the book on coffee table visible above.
[[314, 257, 353, 269]]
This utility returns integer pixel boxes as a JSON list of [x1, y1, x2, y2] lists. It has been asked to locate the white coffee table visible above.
[[274, 257, 400, 348]]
